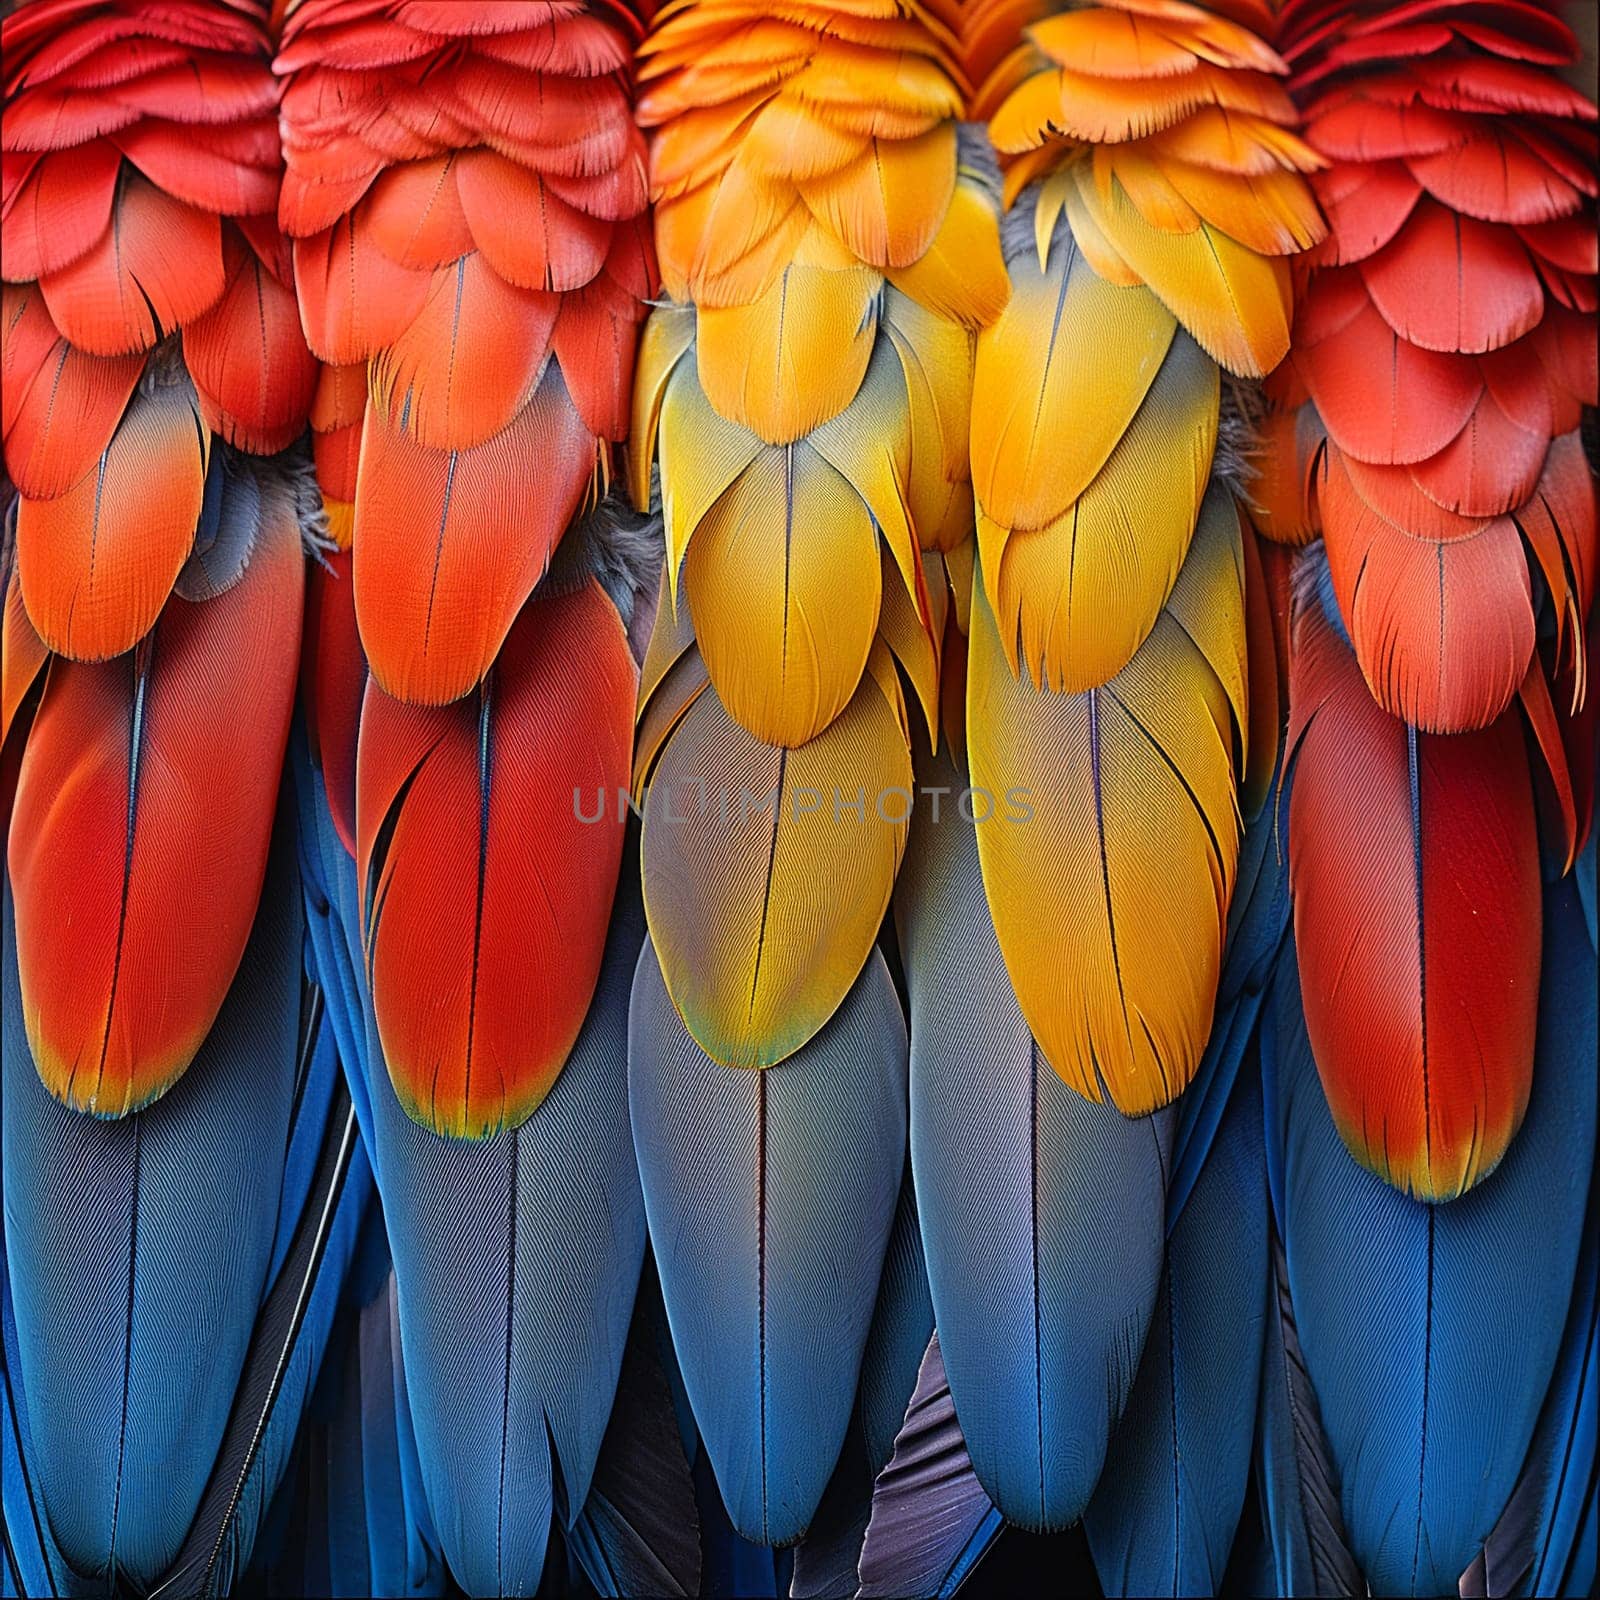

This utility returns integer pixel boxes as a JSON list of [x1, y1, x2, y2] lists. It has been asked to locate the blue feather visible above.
[[1463, 893, 1599, 1600], [1, 806, 307, 1589], [1254, 1235, 1362, 1600], [894, 750, 1172, 1530], [1083, 1063, 1270, 1596], [629, 938, 909, 1548], [694, 1451, 784, 1599], [164, 1023, 374, 1599], [1264, 874, 1597, 1597], [296, 743, 651, 1595], [366, 869, 647, 1595], [2, 1226, 65, 1598], [789, 1173, 934, 1599], [1167, 786, 1290, 1222], [1575, 830, 1595, 956], [292, 740, 378, 1155]]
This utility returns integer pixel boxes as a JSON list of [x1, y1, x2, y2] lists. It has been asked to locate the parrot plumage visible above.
[[1, 3, 362, 1591], [0, 0, 1595, 1595]]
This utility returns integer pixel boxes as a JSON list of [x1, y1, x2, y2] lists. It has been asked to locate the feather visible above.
[[15, 364, 207, 662], [0, 143, 121, 284], [355, 579, 634, 1136], [1286, 595, 1541, 1198], [291, 218, 432, 368], [973, 217, 1217, 693], [1253, 1236, 1363, 1600], [797, 125, 957, 271], [183, 235, 320, 456], [1318, 442, 1535, 731], [566, 1292, 703, 1600], [1360, 199, 1545, 356], [1293, 287, 1482, 466], [966, 488, 1244, 1114], [638, 661, 911, 1069], [37, 170, 225, 356], [1, 801, 305, 1588], [1263, 874, 1596, 1596], [628, 937, 909, 1547], [1082, 1065, 1269, 1596], [682, 436, 883, 749], [302, 549, 364, 859], [1463, 1149, 1598, 1599], [1071, 162, 1293, 378], [370, 253, 557, 453], [455, 151, 611, 292], [350, 365, 595, 706], [1167, 788, 1284, 1214], [246, 1253, 446, 1600], [695, 263, 879, 444], [895, 746, 1173, 1527], [347, 844, 650, 1597], [788, 1173, 934, 1600], [159, 1018, 374, 1597], [8, 463, 302, 1112], [856, 1335, 1005, 1599], [1, 1222, 66, 1597], [1, 288, 144, 501]]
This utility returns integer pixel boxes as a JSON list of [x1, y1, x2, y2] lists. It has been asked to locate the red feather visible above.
[[370, 251, 559, 451], [6, 477, 303, 1114], [2, 287, 144, 499], [303, 548, 365, 857], [292, 214, 433, 366], [16, 369, 208, 661], [1359, 198, 1544, 355], [1313, 159, 1420, 265], [1319, 441, 1534, 731], [1294, 289, 1480, 465], [362, 154, 476, 272], [1287, 597, 1540, 1201], [355, 579, 635, 1138], [455, 148, 612, 292], [37, 169, 226, 355], [112, 117, 282, 217], [183, 229, 319, 454], [0, 142, 120, 282], [351, 365, 595, 705]]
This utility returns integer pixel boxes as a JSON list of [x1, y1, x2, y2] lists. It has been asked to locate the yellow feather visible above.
[[683, 442, 882, 747], [657, 358, 763, 596], [1057, 170, 1143, 285], [1097, 146, 1202, 236], [1072, 163, 1291, 377], [742, 97, 866, 181], [971, 229, 1176, 535], [634, 640, 713, 802], [630, 305, 697, 510], [876, 545, 943, 746], [798, 122, 957, 270], [788, 38, 962, 124], [656, 162, 809, 307], [882, 287, 977, 551], [944, 535, 974, 637], [696, 262, 880, 443], [806, 339, 923, 624], [642, 667, 912, 1068], [987, 71, 1067, 155], [884, 171, 1010, 328], [637, 569, 698, 720], [965, 495, 1244, 1114], [1159, 161, 1327, 255]]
